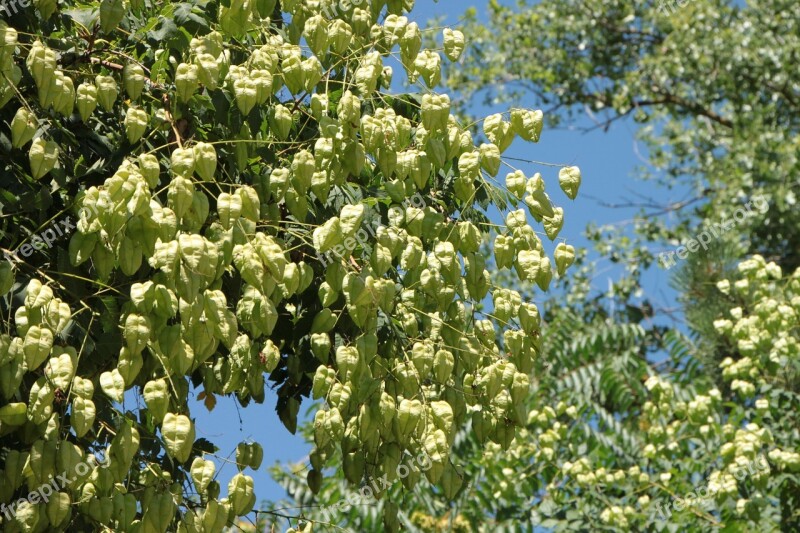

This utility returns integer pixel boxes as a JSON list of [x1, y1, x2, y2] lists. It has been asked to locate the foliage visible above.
[[451, 0, 799, 272], [0, 1, 580, 532], [267, 0, 800, 531]]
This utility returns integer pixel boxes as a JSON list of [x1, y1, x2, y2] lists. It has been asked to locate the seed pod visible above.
[[51, 72, 75, 116], [191, 142, 217, 180], [312, 364, 335, 399], [123, 63, 145, 100], [233, 77, 257, 115], [399, 20, 422, 61], [162, 413, 195, 463], [100, 368, 125, 402], [28, 137, 59, 180], [26, 41, 55, 86], [46, 492, 71, 527], [536, 255, 553, 290], [144, 379, 169, 422], [336, 345, 360, 382], [413, 50, 441, 88], [519, 302, 540, 334], [442, 28, 465, 62], [484, 113, 515, 153], [142, 491, 176, 532], [76, 83, 98, 121], [254, 0, 277, 18], [433, 349, 454, 383], [479, 142, 501, 176], [170, 147, 195, 177], [554, 243, 576, 276], [313, 217, 343, 253], [269, 104, 293, 140], [125, 106, 148, 143], [506, 170, 526, 200], [543, 207, 564, 240], [396, 398, 422, 437], [329, 19, 353, 53], [33, 0, 58, 18], [196, 53, 220, 91], [191, 457, 215, 494], [559, 165, 582, 200], [458, 150, 480, 181], [99, 0, 126, 33], [307, 469, 323, 494], [72, 397, 96, 437], [511, 108, 544, 143], [95, 75, 118, 111], [304, 15, 329, 56], [515, 249, 541, 283], [175, 62, 199, 102], [11, 108, 37, 149], [411, 341, 434, 376], [138, 153, 160, 188]]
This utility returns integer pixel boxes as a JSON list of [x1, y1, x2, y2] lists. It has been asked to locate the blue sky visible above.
[[193, 0, 685, 515]]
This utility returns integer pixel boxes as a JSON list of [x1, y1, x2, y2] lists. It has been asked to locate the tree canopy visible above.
[[0, 0, 583, 532], [267, 1, 800, 531]]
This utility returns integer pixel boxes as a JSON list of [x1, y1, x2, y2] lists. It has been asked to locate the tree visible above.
[[0, 0, 578, 531], [268, 1, 800, 530]]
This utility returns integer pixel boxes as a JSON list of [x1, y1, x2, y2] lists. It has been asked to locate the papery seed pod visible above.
[[442, 28, 465, 62], [433, 349, 454, 383], [28, 137, 59, 180], [46, 492, 71, 527], [123, 63, 145, 100], [543, 207, 564, 240], [233, 77, 257, 115], [76, 83, 98, 121], [484, 113, 515, 152], [171, 147, 195, 177], [196, 53, 220, 90], [175, 63, 199, 102], [329, 19, 353, 54], [559, 166, 582, 200], [99, 0, 126, 33], [536, 255, 553, 290], [479, 143, 501, 176], [413, 50, 441, 88], [193, 142, 217, 180], [162, 413, 195, 463], [138, 153, 160, 188], [52, 72, 75, 117], [191, 457, 215, 494], [312, 364, 334, 399], [554, 243, 576, 276], [269, 104, 293, 140], [505, 170, 526, 199], [33, 0, 58, 19], [143, 379, 169, 422], [11, 108, 37, 149], [26, 41, 55, 86], [95, 75, 118, 111], [235, 123, 252, 170], [304, 15, 329, 57], [125, 106, 148, 143], [511, 108, 544, 143]]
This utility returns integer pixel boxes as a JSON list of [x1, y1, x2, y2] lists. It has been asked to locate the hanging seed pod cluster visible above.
[[0, 1, 579, 531]]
